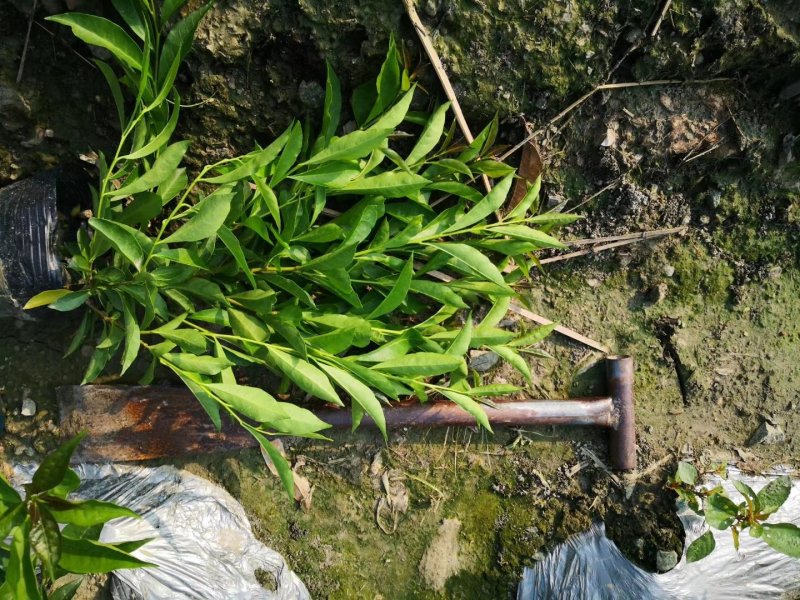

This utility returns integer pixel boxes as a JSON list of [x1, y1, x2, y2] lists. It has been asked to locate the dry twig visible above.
[[16, 0, 38, 84]]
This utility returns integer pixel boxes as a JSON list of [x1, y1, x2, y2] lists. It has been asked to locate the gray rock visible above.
[[656, 549, 678, 572], [663, 264, 675, 277], [469, 350, 500, 372], [748, 421, 785, 446]]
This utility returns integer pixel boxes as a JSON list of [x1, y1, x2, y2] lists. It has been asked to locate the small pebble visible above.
[[663, 264, 675, 277], [21, 397, 36, 417], [656, 550, 678, 572]]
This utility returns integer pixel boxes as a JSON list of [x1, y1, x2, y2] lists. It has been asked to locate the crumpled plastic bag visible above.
[[13, 464, 309, 600], [518, 468, 800, 600]]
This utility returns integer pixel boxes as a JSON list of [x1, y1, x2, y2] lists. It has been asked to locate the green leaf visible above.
[[439, 389, 492, 432], [49, 578, 84, 600], [756, 476, 792, 515], [510, 323, 557, 347], [59, 537, 155, 573], [253, 176, 281, 229], [47, 13, 143, 70], [375, 353, 464, 377], [218, 225, 256, 288], [171, 368, 222, 430], [120, 192, 163, 226], [49, 499, 139, 527], [368, 256, 414, 319], [123, 100, 181, 160], [229, 308, 268, 343], [409, 279, 469, 308], [686, 530, 716, 562], [304, 128, 393, 166], [271, 121, 303, 185], [759, 523, 800, 558], [31, 433, 86, 494], [266, 347, 341, 404], [23, 288, 71, 310], [111, 0, 146, 39], [94, 59, 126, 128], [0, 474, 22, 509], [428, 242, 509, 287], [89, 218, 152, 270], [407, 102, 449, 164], [321, 61, 341, 143], [431, 158, 472, 177], [528, 212, 582, 226], [159, 328, 207, 353], [488, 224, 566, 249], [320, 364, 386, 440], [489, 345, 531, 382], [425, 181, 483, 203], [264, 402, 332, 437], [442, 174, 513, 235], [733, 479, 761, 514], [468, 384, 520, 396], [372, 35, 402, 120], [162, 353, 230, 375], [112, 141, 190, 198], [50, 468, 81, 499], [162, 190, 232, 243], [333, 171, 429, 198], [507, 175, 542, 220], [471, 159, 515, 178], [705, 493, 739, 529], [157, 1, 211, 86], [370, 85, 415, 132], [244, 426, 295, 499], [204, 383, 289, 423], [447, 315, 473, 358], [675, 462, 698, 486], [162, 0, 188, 22], [120, 300, 140, 375], [6, 521, 43, 600]]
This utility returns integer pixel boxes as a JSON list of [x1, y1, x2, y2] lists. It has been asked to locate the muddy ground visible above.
[[1, 0, 799, 598]]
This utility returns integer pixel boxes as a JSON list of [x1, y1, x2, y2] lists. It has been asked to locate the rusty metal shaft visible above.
[[317, 397, 616, 430], [607, 355, 636, 471]]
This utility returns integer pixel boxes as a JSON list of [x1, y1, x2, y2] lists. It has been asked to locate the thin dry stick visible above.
[[649, 0, 673, 37], [403, 0, 493, 194], [499, 77, 733, 162], [538, 233, 680, 265], [565, 226, 687, 247], [16, 0, 38, 84]]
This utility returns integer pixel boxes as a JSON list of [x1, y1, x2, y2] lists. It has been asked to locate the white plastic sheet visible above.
[[13, 464, 309, 600], [519, 468, 800, 600]]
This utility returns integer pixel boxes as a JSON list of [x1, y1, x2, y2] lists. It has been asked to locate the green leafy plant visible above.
[[0, 434, 152, 599], [669, 461, 800, 562], [31, 1, 576, 497]]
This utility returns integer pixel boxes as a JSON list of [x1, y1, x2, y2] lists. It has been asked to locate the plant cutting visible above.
[[0, 434, 152, 599], [30, 0, 578, 496], [669, 461, 800, 562]]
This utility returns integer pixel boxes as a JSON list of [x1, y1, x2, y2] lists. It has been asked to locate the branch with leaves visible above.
[[30, 1, 579, 497], [0, 434, 152, 598]]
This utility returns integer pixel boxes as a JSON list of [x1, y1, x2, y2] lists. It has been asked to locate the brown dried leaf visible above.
[[509, 138, 543, 211]]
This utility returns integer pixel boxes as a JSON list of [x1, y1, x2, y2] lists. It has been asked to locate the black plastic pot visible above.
[[0, 167, 92, 317]]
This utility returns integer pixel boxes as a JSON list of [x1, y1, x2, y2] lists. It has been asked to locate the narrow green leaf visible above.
[[321, 364, 386, 440], [266, 346, 341, 404], [375, 352, 464, 377], [162, 0, 188, 22], [368, 256, 414, 319], [303, 128, 393, 166], [439, 389, 492, 431], [229, 308, 268, 343], [23, 288, 71, 310], [89, 218, 152, 270], [7, 521, 43, 600], [253, 176, 281, 229], [218, 225, 256, 288], [120, 192, 162, 226], [49, 499, 139, 527], [407, 102, 449, 164], [488, 224, 566, 249], [162, 353, 230, 375], [447, 315, 473, 357], [370, 85, 415, 132], [94, 59, 125, 128], [111, 0, 146, 39], [409, 279, 468, 308], [528, 212, 582, 226], [333, 171, 429, 198], [112, 141, 190, 198], [510, 323, 557, 347], [686, 530, 716, 562], [428, 242, 509, 287], [489, 345, 531, 382], [122, 100, 180, 160], [49, 577, 84, 600], [157, 1, 211, 86], [244, 426, 295, 499], [59, 537, 155, 573], [159, 328, 207, 353], [121, 300, 140, 375], [47, 13, 142, 70], [321, 61, 341, 143], [507, 175, 542, 220], [705, 493, 739, 529], [31, 433, 86, 494], [271, 121, 303, 185], [162, 190, 232, 243], [442, 174, 513, 235], [204, 383, 288, 423]]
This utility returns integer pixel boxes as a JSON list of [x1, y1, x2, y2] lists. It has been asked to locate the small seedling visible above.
[[0, 434, 153, 599], [669, 461, 800, 562]]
